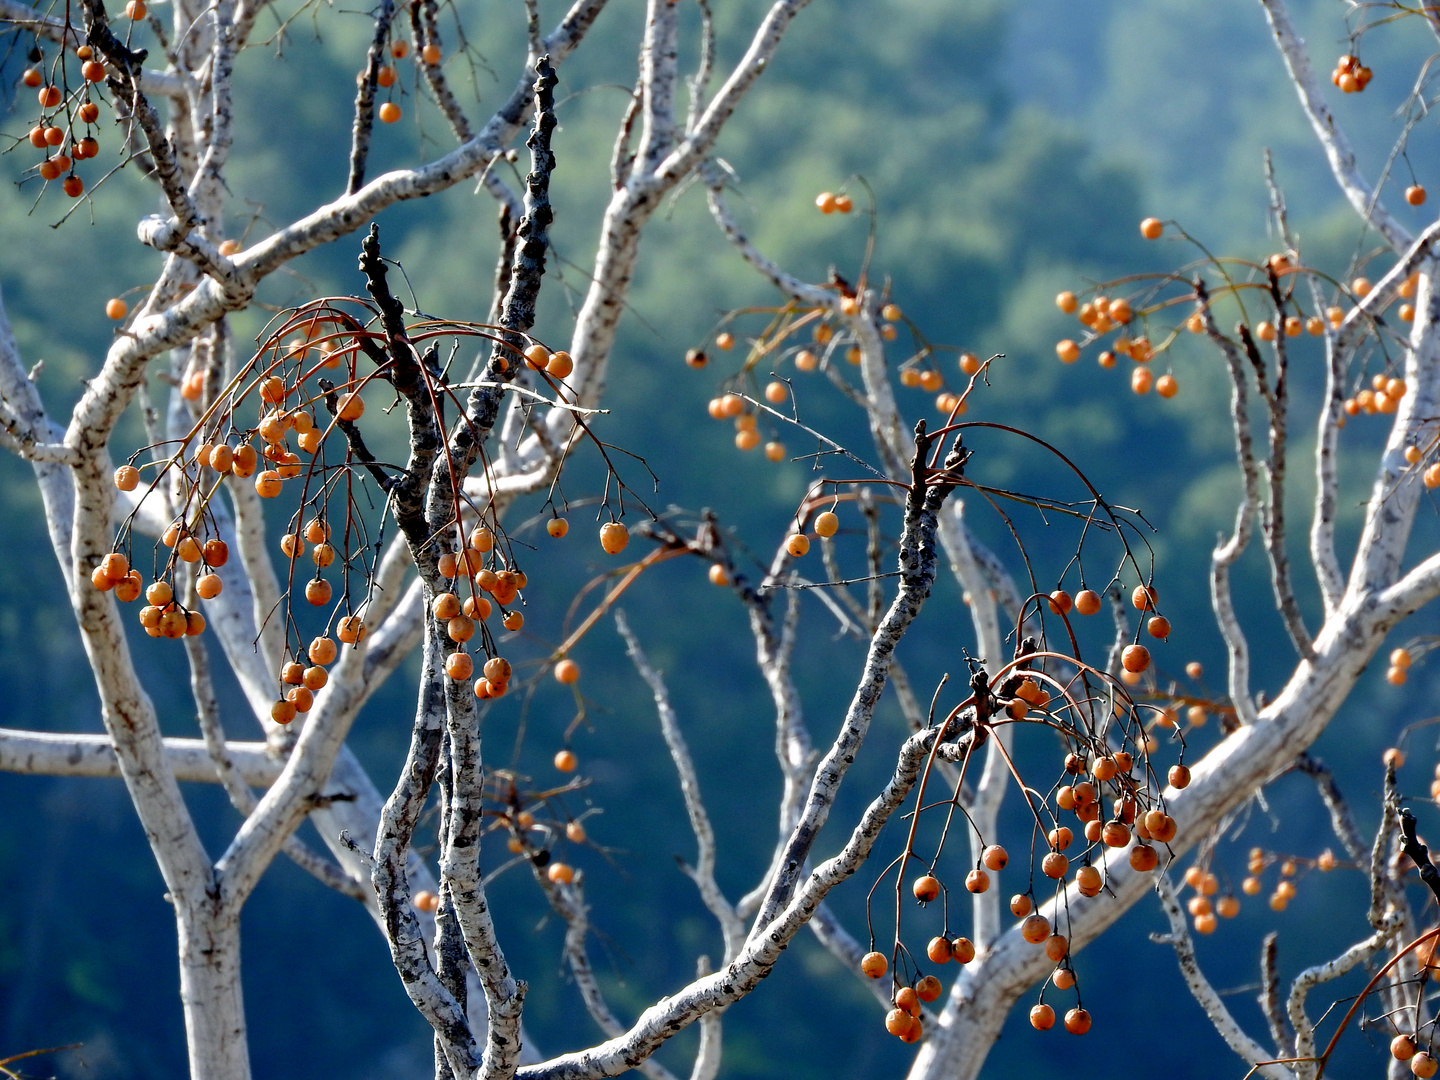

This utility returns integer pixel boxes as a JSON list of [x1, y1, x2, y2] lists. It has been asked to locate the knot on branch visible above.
[[1400, 809, 1440, 906], [138, 214, 182, 252]]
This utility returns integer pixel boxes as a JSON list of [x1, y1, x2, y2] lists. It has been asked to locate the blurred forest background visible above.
[[3, 0, 1440, 1076]]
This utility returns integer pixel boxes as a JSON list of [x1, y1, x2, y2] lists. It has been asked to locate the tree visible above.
[[4, 0, 1440, 1078]]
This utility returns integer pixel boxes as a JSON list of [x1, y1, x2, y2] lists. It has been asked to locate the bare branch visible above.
[[1152, 873, 1294, 1080], [1257, 0, 1412, 251]]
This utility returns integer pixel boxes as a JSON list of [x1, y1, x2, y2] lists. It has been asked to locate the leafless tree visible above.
[[6, 0, 1440, 1079]]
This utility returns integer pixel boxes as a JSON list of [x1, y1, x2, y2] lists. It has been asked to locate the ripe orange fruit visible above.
[[38, 84, 62, 107], [445, 652, 474, 680], [1075, 865, 1102, 897], [554, 749, 577, 772], [915, 975, 941, 1003], [378, 102, 401, 123], [1156, 374, 1178, 398], [885, 1009, 914, 1038], [1408, 185, 1428, 207], [1021, 914, 1050, 943], [1129, 845, 1158, 872], [309, 636, 338, 665], [197, 573, 223, 599], [927, 936, 952, 964], [1056, 339, 1080, 364], [786, 534, 810, 557], [912, 874, 941, 902], [1056, 291, 1077, 314], [815, 191, 838, 214], [1121, 644, 1150, 673], [1393, 1036, 1418, 1062], [338, 615, 366, 644], [1063, 1008, 1091, 1035], [950, 937, 975, 964], [547, 862, 574, 884], [1413, 1053, 1437, 1079], [966, 868, 990, 893], [599, 521, 629, 554], [63, 175, 84, 198], [1140, 217, 1163, 240], [305, 579, 332, 606], [1030, 1004, 1055, 1031], [1074, 590, 1101, 616], [547, 350, 574, 377], [422, 43, 441, 64], [860, 951, 887, 978], [555, 658, 580, 684]]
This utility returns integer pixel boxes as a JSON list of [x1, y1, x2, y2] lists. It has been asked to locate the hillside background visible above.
[[2, 0, 1439, 1077]]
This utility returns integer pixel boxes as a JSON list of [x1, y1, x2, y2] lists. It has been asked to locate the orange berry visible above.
[[1140, 217, 1163, 240], [555, 658, 580, 684], [860, 951, 887, 979], [547, 862, 574, 885], [786, 533, 810, 557], [1408, 185, 1428, 207], [1064, 1008, 1091, 1035], [965, 868, 989, 893], [1056, 339, 1080, 364], [378, 102, 401, 123], [1021, 914, 1050, 944], [599, 521, 630, 554], [1121, 644, 1151, 673], [1030, 1004, 1055, 1031], [950, 937, 975, 964], [912, 874, 941, 902], [1074, 590, 1101, 616]]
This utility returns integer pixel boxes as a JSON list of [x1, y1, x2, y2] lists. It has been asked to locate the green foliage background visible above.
[[3, 0, 1440, 1077]]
